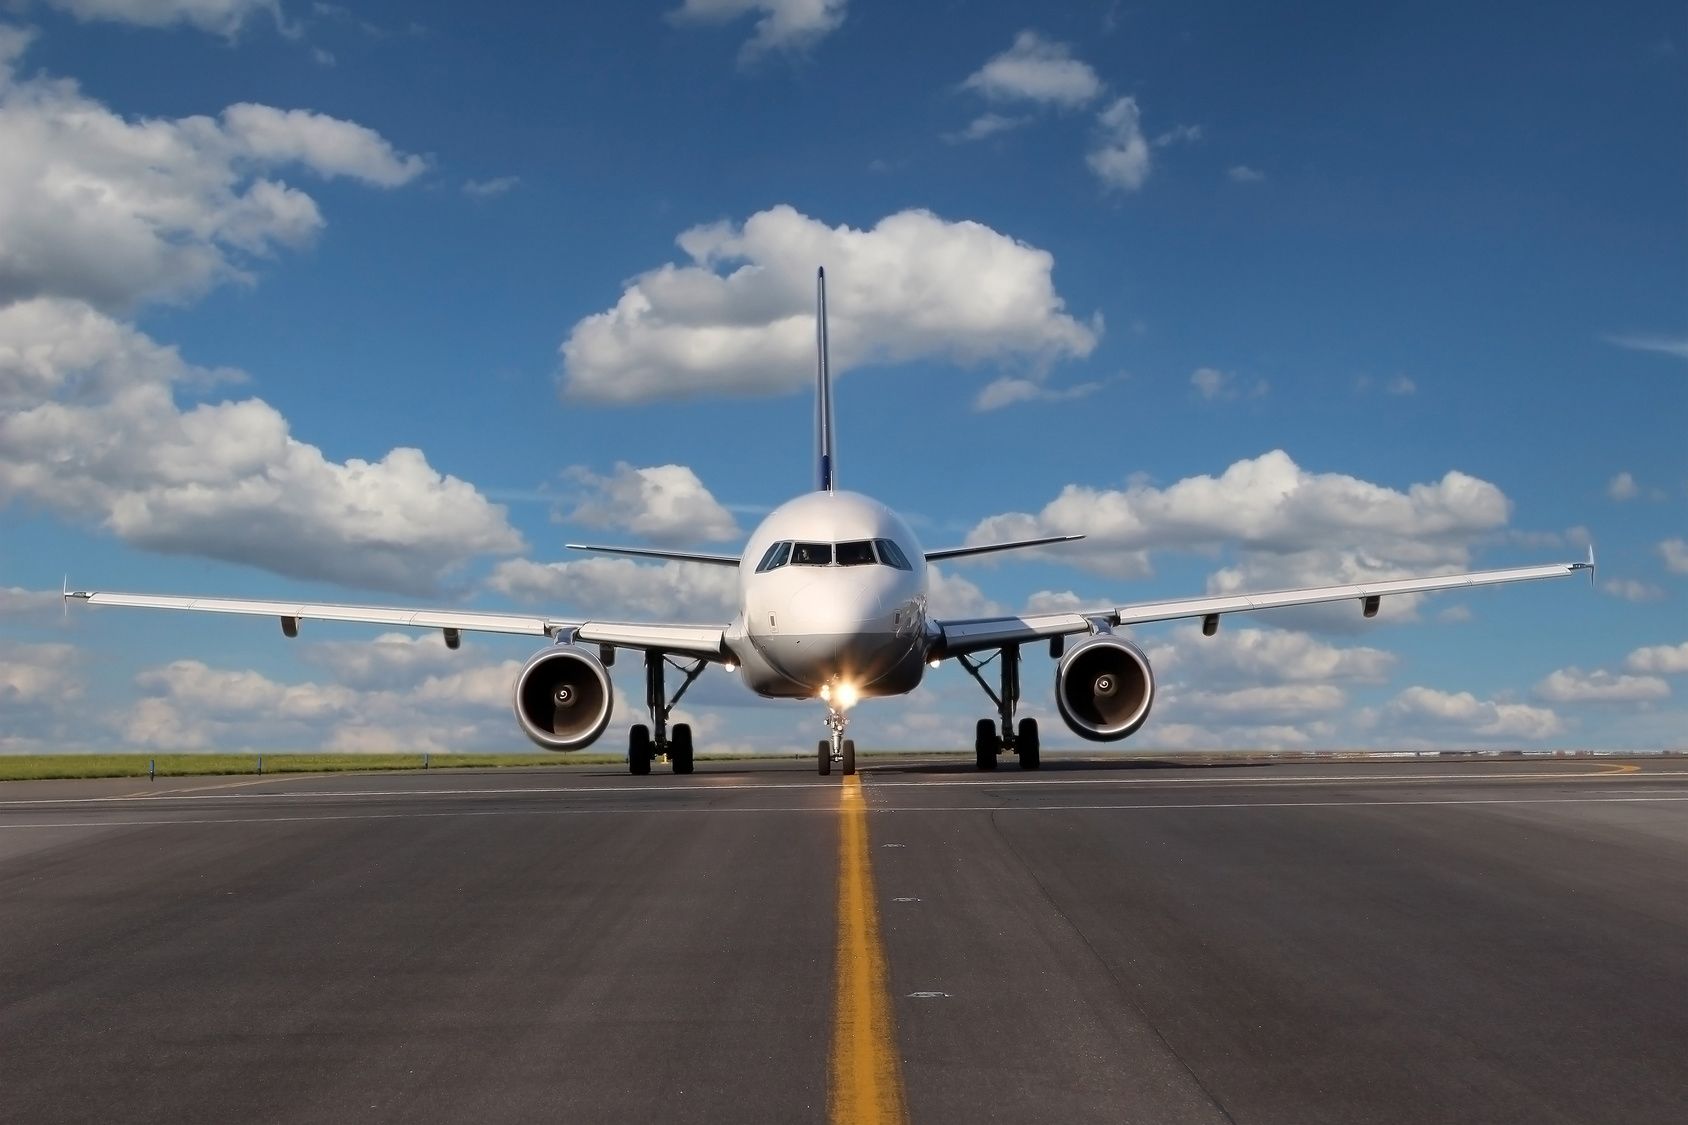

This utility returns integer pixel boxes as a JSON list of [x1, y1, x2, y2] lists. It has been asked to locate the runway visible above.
[[1, 756, 1684, 1124]]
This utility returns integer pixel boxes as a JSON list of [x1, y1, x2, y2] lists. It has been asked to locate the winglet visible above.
[[1585, 542, 1596, 585]]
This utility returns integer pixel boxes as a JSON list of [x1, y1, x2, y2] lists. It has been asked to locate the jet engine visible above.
[[1054, 635, 1154, 741], [514, 644, 614, 751]]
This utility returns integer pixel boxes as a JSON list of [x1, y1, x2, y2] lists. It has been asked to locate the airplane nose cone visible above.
[[755, 575, 908, 688]]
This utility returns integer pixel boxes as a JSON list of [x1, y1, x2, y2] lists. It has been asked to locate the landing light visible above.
[[928, 658, 942, 668], [722, 660, 737, 672], [835, 682, 860, 709]]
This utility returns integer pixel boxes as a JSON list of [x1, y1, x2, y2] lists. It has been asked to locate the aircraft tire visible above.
[[671, 723, 694, 775], [1017, 717, 1041, 770], [629, 724, 652, 776], [841, 739, 856, 776], [974, 719, 999, 771], [818, 739, 831, 776]]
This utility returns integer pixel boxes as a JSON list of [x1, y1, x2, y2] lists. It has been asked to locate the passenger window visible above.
[[835, 540, 876, 567], [756, 541, 792, 573], [791, 542, 833, 566], [875, 538, 913, 571]]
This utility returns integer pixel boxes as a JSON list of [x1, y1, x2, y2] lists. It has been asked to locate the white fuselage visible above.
[[722, 490, 930, 700]]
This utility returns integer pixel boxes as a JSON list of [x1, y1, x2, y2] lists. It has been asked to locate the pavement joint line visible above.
[[828, 774, 909, 1125], [5, 766, 1679, 808], [2, 794, 1685, 831]]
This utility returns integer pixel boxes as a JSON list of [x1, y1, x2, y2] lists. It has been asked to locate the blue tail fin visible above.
[[815, 267, 836, 492]]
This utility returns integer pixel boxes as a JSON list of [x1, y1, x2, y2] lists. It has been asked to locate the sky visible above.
[[1, 0, 1684, 755]]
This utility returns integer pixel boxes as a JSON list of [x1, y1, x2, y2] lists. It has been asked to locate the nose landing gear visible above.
[[817, 704, 856, 776]]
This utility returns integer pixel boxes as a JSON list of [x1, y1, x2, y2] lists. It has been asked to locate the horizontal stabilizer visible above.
[[925, 534, 1085, 563], [565, 544, 740, 567]]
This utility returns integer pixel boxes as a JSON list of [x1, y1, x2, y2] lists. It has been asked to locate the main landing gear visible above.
[[816, 703, 856, 777], [628, 650, 708, 776], [956, 644, 1040, 771]]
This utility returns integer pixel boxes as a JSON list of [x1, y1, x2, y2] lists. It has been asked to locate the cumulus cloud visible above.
[[559, 205, 1098, 403], [961, 31, 1103, 107], [1149, 626, 1396, 686], [1170, 683, 1347, 721], [0, 36, 426, 312], [1384, 686, 1562, 740], [488, 557, 738, 621], [300, 632, 464, 690], [927, 566, 1002, 619], [1607, 471, 1639, 501], [1087, 96, 1151, 191], [0, 586, 61, 621], [0, 640, 80, 707], [1659, 538, 1688, 575], [1626, 641, 1688, 675], [564, 462, 738, 543], [968, 451, 1511, 592], [0, 299, 524, 593], [1535, 667, 1670, 704], [43, 0, 283, 36], [668, 0, 847, 62], [1602, 578, 1663, 602], [1226, 164, 1265, 183]]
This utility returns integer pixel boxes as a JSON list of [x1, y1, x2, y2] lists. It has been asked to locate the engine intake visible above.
[[1055, 635, 1154, 742], [514, 644, 614, 751]]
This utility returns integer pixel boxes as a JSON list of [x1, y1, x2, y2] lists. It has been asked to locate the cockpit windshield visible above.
[[790, 542, 833, 566], [835, 540, 876, 566]]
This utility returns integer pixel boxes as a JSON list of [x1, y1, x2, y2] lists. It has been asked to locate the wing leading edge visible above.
[[64, 590, 729, 661], [934, 556, 1593, 658]]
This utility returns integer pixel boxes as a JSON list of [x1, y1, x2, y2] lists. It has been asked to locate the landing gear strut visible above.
[[957, 644, 1040, 771], [629, 650, 707, 776], [817, 703, 856, 777]]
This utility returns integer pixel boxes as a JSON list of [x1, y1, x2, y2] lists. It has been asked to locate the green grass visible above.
[[0, 753, 630, 782]]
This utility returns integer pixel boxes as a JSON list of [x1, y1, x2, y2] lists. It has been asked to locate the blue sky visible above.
[[1, 0, 1683, 753]]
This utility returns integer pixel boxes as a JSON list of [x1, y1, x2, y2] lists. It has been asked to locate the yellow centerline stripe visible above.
[[830, 775, 910, 1125]]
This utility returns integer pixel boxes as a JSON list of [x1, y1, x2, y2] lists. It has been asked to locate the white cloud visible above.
[[1604, 333, 1688, 361], [961, 31, 1102, 107], [1226, 164, 1265, 182], [973, 375, 1103, 411], [488, 557, 738, 621], [1153, 123, 1202, 147], [1659, 538, 1688, 574], [0, 640, 80, 707], [1626, 641, 1688, 675], [0, 299, 524, 593], [300, 632, 463, 689], [1602, 578, 1664, 602], [0, 586, 61, 621], [1606, 471, 1639, 501], [926, 566, 1003, 619], [463, 175, 520, 198], [1535, 667, 1670, 704], [1087, 96, 1150, 192], [1385, 686, 1562, 740], [969, 450, 1511, 587], [668, 0, 847, 61], [1150, 626, 1396, 686], [945, 112, 1031, 144], [1191, 366, 1267, 401], [43, 0, 283, 36], [1022, 590, 1088, 614], [559, 204, 1099, 403], [0, 36, 425, 312], [564, 462, 738, 543], [1170, 683, 1347, 721]]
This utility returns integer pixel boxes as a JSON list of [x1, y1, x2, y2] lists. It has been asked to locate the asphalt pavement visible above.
[[1, 755, 1683, 1124]]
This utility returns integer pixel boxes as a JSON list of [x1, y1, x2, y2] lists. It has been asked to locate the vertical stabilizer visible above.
[[815, 267, 836, 492]]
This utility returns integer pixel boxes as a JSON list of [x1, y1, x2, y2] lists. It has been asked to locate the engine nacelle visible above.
[[1055, 635, 1155, 742], [513, 644, 614, 751]]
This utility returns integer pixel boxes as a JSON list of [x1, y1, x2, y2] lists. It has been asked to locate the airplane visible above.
[[66, 269, 1594, 777]]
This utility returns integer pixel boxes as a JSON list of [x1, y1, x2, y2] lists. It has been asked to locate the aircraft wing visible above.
[[64, 589, 729, 661], [934, 556, 1593, 658]]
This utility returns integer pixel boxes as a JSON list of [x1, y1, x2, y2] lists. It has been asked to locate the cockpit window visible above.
[[835, 540, 876, 567], [875, 538, 913, 571], [755, 541, 792, 573], [791, 542, 833, 566]]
